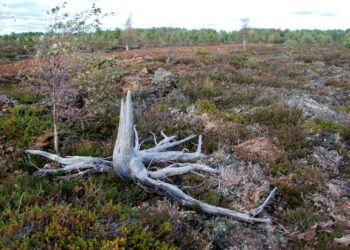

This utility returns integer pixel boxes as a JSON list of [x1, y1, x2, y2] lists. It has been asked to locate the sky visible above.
[[0, 0, 349, 34]]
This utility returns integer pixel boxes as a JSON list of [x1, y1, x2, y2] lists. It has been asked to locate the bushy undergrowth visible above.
[[339, 105, 350, 114], [0, 172, 177, 249], [303, 117, 342, 133], [248, 105, 307, 159], [5, 87, 43, 104], [0, 202, 175, 249], [1, 44, 350, 249], [0, 106, 52, 147], [272, 164, 322, 208]]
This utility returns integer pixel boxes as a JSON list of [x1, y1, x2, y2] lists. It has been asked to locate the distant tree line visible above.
[[1, 28, 349, 49]]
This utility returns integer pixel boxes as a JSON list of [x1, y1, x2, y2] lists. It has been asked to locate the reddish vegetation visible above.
[[1, 43, 350, 249], [0, 58, 34, 75], [234, 137, 285, 163]]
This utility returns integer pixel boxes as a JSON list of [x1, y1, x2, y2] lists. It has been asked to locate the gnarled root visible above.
[[26, 90, 276, 224], [26, 150, 112, 177]]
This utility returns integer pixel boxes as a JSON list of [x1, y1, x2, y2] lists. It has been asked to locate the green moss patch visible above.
[[0, 105, 52, 147], [303, 117, 342, 133]]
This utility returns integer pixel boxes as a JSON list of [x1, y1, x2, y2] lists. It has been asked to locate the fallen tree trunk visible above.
[[26, 91, 276, 223]]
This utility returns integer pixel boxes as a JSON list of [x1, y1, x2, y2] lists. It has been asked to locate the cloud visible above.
[[320, 12, 338, 17], [0, 0, 349, 34], [294, 11, 316, 16], [0, 0, 50, 33], [293, 10, 339, 17]]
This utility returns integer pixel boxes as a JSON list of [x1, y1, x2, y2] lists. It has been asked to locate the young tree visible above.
[[165, 27, 175, 63], [34, 2, 107, 154], [240, 17, 249, 51], [122, 14, 134, 51]]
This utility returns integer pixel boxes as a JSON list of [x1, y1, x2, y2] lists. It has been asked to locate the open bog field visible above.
[[0, 43, 349, 249]]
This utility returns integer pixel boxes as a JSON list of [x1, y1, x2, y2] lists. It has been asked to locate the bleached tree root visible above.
[[149, 163, 220, 179], [26, 91, 277, 224], [25, 150, 113, 177]]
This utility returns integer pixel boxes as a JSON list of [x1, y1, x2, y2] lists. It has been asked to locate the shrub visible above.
[[344, 35, 350, 48], [280, 203, 340, 249], [197, 99, 220, 115], [7, 89, 43, 104], [67, 140, 106, 157], [0, 106, 52, 147], [193, 48, 210, 56], [196, 99, 247, 124], [324, 79, 350, 90], [303, 117, 342, 133], [339, 105, 350, 114], [340, 125, 350, 145], [227, 54, 248, 69], [80, 104, 120, 140], [273, 165, 322, 208], [0, 49, 16, 59], [180, 75, 224, 102], [247, 106, 307, 159], [295, 54, 320, 63], [0, 203, 175, 249]]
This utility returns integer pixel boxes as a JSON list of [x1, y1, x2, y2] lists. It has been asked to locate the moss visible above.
[[193, 48, 210, 57], [196, 99, 247, 124], [197, 99, 220, 115], [0, 203, 175, 249], [339, 105, 350, 113], [303, 117, 342, 133], [0, 171, 176, 249], [0, 105, 52, 147], [7, 87, 43, 104], [0, 172, 152, 214]]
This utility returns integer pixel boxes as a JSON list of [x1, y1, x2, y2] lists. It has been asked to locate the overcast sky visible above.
[[0, 0, 349, 34]]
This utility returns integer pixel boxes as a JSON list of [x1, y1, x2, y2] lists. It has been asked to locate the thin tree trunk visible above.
[[243, 35, 247, 51], [52, 85, 59, 155]]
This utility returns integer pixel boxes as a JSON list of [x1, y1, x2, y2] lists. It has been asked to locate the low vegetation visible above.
[[1, 29, 349, 248], [0, 106, 52, 147]]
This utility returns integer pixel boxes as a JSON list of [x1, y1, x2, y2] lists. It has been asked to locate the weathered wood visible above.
[[26, 90, 276, 224]]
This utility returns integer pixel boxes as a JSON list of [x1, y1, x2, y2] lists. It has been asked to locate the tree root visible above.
[[26, 91, 277, 224]]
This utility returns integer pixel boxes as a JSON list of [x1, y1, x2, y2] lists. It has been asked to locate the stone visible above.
[[310, 146, 343, 176], [283, 94, 350, 124], [0, 94, 19, 106], [151, 67, 178, 93]]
